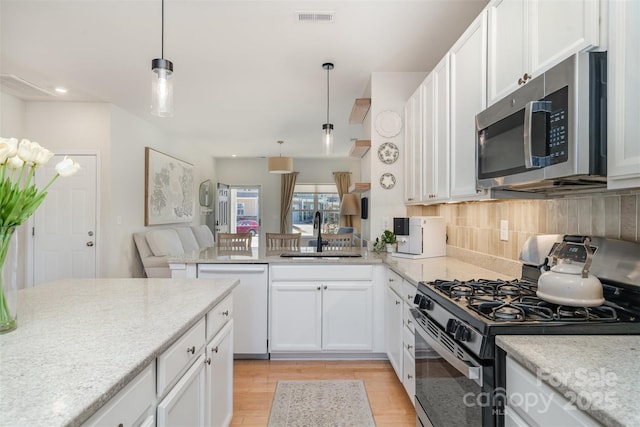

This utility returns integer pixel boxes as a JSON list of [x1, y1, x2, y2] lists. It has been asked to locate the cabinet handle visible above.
[[407, 344, 413, 350], [408, 295, 413, 300], [187, 346, 195, 354], [222, 310, 229, 316], [205, 357, 212, 365], [317, 286, 321, 290], [323, 285, 328, 290], [407, 319, 413, 325], [395, 300, 401, 305], [407, 374, 413, 380], [389, 278, 394, 282], [212, 346, 219, 353]]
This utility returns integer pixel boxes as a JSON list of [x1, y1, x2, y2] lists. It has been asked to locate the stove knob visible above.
[[454, 325, 471, 342], [419, 297, 432, 310], [413, 294, 423, 305], [446, 318, 459, 334]]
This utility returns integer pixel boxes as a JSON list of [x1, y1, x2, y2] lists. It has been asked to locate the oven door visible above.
[[411, 308, 494, 427]]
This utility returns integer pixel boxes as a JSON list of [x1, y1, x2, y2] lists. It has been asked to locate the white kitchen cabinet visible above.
[[505, 356, 600, 426], [197, 263, 268, 356], [607, 0, 640, 190], [206, 320, 234, 427], [270, 281, 373, 353], [157, 354, 207, 427], [157, 294, 234, 427], [487, 0, 600, 106], [404, 86, 423, 204], [449, 10, 490, 201], [421, 54, 450, 203], [402, 339, 415, 406], [386, 284, 403, 380], [270, 282, 323, 352], [323, 283, 373, 350], [83, 363, 156, 427], [269, 265, 378, 355]]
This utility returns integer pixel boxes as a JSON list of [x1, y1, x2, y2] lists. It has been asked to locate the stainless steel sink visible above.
[[279, 251, 363, 258]]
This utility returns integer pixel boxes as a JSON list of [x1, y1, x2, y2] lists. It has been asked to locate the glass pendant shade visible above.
[[267, 156, 293, 174], [151, 58, 174, 117], [322, 123, 334, 156]]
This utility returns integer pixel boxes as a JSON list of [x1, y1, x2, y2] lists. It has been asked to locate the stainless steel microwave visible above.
[[475, 52, 607, 194]]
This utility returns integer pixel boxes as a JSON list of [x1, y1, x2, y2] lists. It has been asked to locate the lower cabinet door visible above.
[[157, 354, 207, 427], [322, 282, 373, 351], [207, 320, 234, 427], [270, 283, 322, 352], [402, 346, 416, 406]]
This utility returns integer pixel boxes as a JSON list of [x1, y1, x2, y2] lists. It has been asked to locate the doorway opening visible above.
[[228, 186, 261, 248]]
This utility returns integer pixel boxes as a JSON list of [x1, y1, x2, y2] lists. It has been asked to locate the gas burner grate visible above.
[[431, 278, 537, 300]]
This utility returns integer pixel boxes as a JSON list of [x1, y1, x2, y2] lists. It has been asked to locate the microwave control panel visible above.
[[545, 86, 569, 164]]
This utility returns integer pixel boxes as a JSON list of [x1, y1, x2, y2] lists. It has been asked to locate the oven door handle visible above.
[[524, 100, 552, 169], [412, 310, 483, 386]]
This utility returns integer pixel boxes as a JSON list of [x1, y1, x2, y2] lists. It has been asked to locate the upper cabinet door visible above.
[[528, 0, 600, 76], [450, 11, 490, 200], [487, 0, 527, 105], [607, 0, 640, 189], [488, 0, 601, 106]]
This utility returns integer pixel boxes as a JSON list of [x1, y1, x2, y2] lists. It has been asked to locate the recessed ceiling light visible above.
[[54, 87, 68, 94], [231, 154, 237, 157]]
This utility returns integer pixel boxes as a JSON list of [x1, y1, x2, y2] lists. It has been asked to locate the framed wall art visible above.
[[145, 147, 195, 225]]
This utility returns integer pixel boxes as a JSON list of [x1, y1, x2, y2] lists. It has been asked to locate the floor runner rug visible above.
[[267, 380, 376, 427]]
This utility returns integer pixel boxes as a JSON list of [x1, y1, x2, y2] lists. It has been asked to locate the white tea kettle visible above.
[[537, 237, 604, 307]]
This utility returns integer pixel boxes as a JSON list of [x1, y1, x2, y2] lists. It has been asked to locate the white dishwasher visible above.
[[197, 263, 268, 358]]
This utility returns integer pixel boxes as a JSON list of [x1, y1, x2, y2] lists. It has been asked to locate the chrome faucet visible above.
[[314, 211, 323, 252]]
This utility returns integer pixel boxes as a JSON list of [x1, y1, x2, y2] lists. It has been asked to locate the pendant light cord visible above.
[[161, 0, 165, 58], [326, 67, 330, 124]]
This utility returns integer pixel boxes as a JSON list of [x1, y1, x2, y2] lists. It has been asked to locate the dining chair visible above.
[[217, 233, 252, 251], [266, 232, 301, 250], [321, 233, 354, 250]]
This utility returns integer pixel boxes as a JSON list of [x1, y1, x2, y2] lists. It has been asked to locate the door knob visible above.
[[88, 231, 94, 236], [86, 241, 94, 247]]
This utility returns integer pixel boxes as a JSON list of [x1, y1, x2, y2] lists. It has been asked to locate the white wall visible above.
[[215, 157, 361, 243], [2, 94, 216, 278], [366, 72, 427, 244]]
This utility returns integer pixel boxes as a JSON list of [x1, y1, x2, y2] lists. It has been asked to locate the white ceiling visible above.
[[0, 0, 488, 159]]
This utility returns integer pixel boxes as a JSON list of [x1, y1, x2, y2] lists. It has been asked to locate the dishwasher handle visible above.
[[198, 265, 267, 274]]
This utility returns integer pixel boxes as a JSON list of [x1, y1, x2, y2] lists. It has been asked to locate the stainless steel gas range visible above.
[[410, 235, 640, 427]]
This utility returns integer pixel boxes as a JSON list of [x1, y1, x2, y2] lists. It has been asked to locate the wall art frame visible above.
[[145, 147, 195, 225]]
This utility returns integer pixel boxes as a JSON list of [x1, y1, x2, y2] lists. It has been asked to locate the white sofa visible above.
[[133, 225, 215, 278]]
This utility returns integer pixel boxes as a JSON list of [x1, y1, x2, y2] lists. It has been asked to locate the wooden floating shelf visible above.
[[349, 139, 371, 158], [349, 98, 371, 124], [349, 182, 371, 193]]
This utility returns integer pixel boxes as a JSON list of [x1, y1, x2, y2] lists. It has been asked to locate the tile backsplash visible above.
[[410, 190, 639, 262]]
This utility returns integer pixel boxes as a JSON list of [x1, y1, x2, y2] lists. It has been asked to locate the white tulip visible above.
[[6, 155, 24, 170], [55, 156, 81, 177], [0, 137, 19, 163]]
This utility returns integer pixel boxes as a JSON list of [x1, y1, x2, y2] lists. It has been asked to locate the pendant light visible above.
[[268, 140, 294, 174], [151, 0, 174, 117], [322, 62, 334, 156]]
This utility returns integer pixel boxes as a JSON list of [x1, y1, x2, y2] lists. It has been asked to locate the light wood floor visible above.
[[232, 359, 416, 427]]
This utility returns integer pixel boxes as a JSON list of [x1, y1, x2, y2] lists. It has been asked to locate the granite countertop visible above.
[[0, 278, 238, 427], [169, 246, 384, 264], [383, 253, 516, 286], [497, 335, 640, 427]]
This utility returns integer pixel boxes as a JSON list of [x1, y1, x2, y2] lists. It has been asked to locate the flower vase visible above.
[[0, 227, 18, 333], [386, 243, 396, 253]]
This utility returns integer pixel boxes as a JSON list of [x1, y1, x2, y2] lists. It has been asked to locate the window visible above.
[[237, 202, 245, 216], [291, 184, 340, 236]]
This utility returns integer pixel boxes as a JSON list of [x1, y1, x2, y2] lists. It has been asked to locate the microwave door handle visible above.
[[524, 101, 552, 169], [412, 311, 483, 386]]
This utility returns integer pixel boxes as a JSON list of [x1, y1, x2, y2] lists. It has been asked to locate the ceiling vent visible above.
[[296, 11, 335, 23], [0, 74, 57, 99]]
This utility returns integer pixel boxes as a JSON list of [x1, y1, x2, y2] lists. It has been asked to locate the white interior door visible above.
[[32, 154, 97, 286], [215, 182, 230, 237]]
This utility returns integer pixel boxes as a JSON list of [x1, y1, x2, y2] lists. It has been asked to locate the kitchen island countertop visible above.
[[497, 335, 640, 427], [0, 278, 238, 427]]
